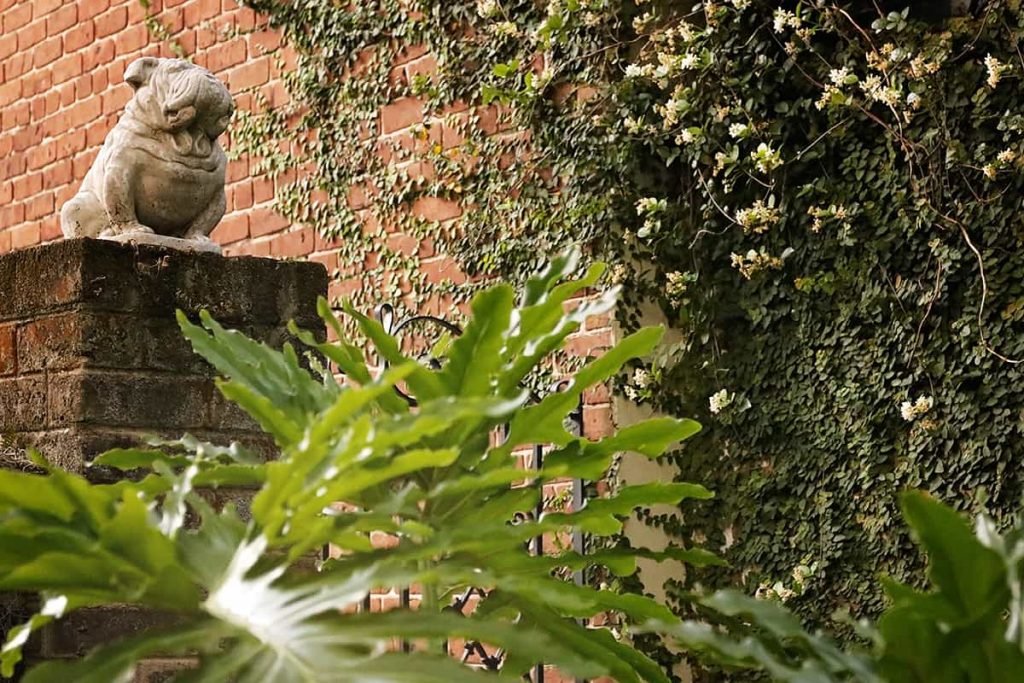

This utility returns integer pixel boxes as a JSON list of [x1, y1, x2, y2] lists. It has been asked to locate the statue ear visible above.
[[124, 57, 159, 90]]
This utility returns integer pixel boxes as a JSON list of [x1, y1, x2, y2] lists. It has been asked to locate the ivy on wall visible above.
[[229, 0, 630, 321], [187, 0, 1024, 646]]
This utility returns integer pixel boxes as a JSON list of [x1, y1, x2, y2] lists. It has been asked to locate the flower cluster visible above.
[[659, 94, 690, 128], [708, 388, 733, 414], [859, 74, 901, 108], [731, 249, 783, 279], [476, 0, 499, 18], [900, 395, 933, 422], [756, 560, 818, 603], [665, 270, 696, 306], [808, 204, 852, 233], [985, 54, 1008, 89], [736, 200, 780, 234], [983, 148, 1020, 180], [816, 66, 857, 110], [750, 143, 783, 174], [635, 197, 668, 239], [729, 122, 751, 139], [624, 366, 653, 402], [771, 8, 801, 34]]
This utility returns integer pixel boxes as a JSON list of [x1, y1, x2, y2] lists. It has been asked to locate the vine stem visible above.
[[795, 117, 852, 160], [944, 214, 1024, 364]]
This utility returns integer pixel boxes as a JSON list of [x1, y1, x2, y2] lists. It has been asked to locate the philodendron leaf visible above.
[[545, 482, 713, 535], [438, 283, 514, 396], [501, 326, 665, 451], [899, 490, 1007, 620], [657, 591, 882, 682], [4, 253, 718, 681], [177, 310, 332, 420], [22, 621, 228, 683], [554, 545, 726, 577], [1, 594, 69, 677], [544, 417, 702, 479]]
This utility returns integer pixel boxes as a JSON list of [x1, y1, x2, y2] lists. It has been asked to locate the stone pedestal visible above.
[[0, 238, 327, 473], [0, 238, 327, 679]]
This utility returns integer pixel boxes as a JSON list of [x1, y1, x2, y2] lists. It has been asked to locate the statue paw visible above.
[[100, 223, 154, 238], [182, 231, 215, 244]]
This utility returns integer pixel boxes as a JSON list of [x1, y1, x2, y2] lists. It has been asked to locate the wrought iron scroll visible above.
[[370, 303, 589, 683]]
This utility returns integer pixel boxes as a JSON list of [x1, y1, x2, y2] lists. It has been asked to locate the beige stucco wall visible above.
[[615, 301, 694, 681]]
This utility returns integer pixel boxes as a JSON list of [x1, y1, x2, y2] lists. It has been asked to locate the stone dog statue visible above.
[[60, 57, 234, 253]]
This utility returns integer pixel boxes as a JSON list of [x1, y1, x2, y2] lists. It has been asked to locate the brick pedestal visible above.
[[0, 238, 326, 473], [0, 238, 327, 679]]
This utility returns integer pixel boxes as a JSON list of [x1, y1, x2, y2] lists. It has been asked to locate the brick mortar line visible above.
[[4, 366, 213, 381]]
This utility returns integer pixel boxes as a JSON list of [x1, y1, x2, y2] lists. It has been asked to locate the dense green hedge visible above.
[[221, 0, 1024, 639]]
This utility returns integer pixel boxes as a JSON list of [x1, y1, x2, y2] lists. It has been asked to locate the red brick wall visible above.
[[0, 0, 615, 444], [0, 2, 625, 676], [0, 0, 300, 256]]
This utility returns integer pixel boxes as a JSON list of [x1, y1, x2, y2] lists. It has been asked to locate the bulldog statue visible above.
[[60, 57, 234, 253]]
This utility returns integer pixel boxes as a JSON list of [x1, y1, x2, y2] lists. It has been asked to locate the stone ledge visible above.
[[0, 238, 327, 325]]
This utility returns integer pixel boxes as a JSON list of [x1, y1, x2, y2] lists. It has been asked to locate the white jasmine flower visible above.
[[983, 163, 998, 180], [729, 122, 750, 139], [476, 0, 499, 18], [491, 21, 519, 37], [985, 54, 1007, 89], [665, 271, 691, 298], [773, 584, 796, 602], [735, 200, 780, 234], [816, 84, 842, 110], [998, 148, 1017, 164], [731, 248, 783, 278], [860, 74, 882, 96], [633, 11, 654, 33], [660, 97, 688, 127], [709, 388, 733, 414], [678, 52, 698, 70], [750, 142, 783, 173], [676, 129, 696, 144], [900, 395, 934, 422], [635, 197, 665, 215], [829, 67, 850, 85], [772, 8, 795, 33]]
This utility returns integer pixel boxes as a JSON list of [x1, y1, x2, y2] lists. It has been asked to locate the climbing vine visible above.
[[149, 0, 1024, 652]]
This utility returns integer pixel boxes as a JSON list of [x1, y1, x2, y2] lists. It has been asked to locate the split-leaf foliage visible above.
[[0, 253, 715, 682], [664, 490, 1024, 683]]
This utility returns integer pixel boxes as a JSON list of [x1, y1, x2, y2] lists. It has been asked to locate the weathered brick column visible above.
[[0, 238, 327, 681], [0, 238, 326, 473]]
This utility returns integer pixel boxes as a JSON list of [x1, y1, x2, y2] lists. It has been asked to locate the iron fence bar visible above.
[[569, 401, 587, 683], [532, 440, 545, 683]]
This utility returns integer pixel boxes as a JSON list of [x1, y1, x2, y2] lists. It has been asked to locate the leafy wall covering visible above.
[[226, 0, 1024, 638]]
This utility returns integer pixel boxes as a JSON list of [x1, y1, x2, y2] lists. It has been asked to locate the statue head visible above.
[[124, 57, 234, 140]]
